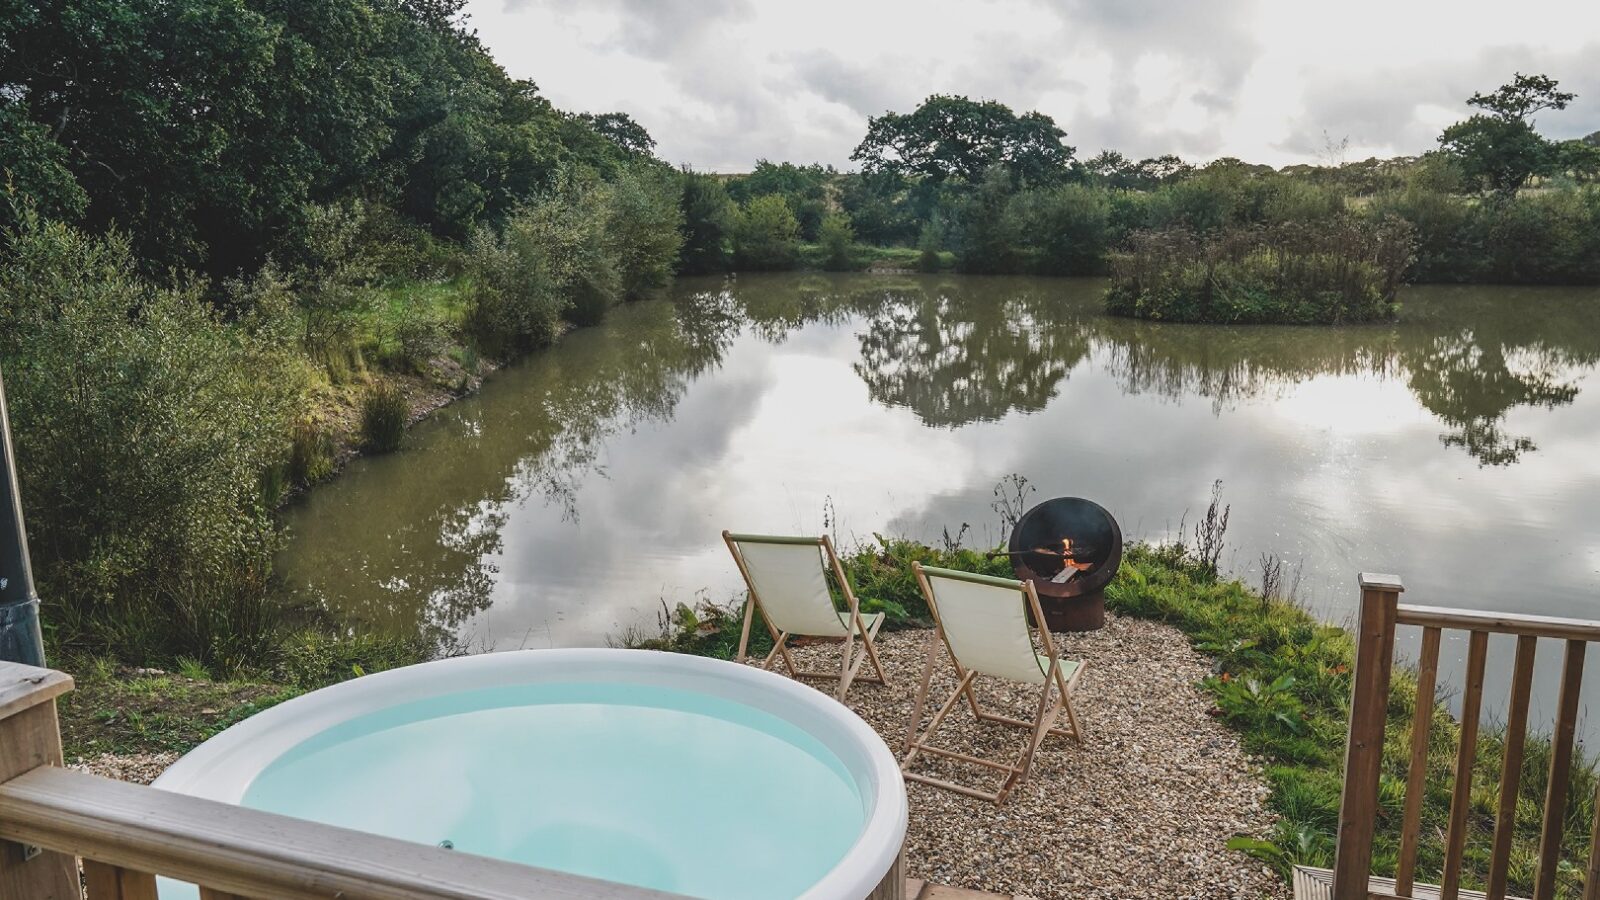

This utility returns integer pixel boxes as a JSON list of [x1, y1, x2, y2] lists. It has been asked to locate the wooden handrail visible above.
[[0, 660, 681, 900], [1330, 576, 1600, 900], [0, 767, 680, 899], [1395, 604, 1600, 643]]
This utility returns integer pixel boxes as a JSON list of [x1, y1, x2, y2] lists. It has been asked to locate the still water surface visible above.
[[280, 274, 1600, 735]]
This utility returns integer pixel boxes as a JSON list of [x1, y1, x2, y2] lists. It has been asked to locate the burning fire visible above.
[[1060, 538, 1093, 572]]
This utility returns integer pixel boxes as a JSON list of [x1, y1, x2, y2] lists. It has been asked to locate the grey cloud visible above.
[[1281, 44, 1600, 157]]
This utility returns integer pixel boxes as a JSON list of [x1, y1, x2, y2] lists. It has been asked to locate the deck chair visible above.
[[900, 563, 1086, 805], [723, 531, 891, 701]]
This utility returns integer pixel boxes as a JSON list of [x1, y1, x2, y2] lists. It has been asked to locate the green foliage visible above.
[[1440, 115, 1555, 196], [730, 194, 801, 271], [837, 171, 921, 246], [852, 94, 1075, 185], [1010, 183, 1111, 275], [678, 169, 736, 274], [465, 176, 620, 352], [1105, 218, 1418, 324], [0, 106, 87, 229], [916, 219, 945, 272], [817, 212, 856, 271], [1368, 185, 1600, 284], [0, 217, 299, 668], [287, 419, 336, 487], [605, 165, 685, 299], [358, 381, 407, 453], [727, 161, 834, 240], [576, 112, 657, 158]]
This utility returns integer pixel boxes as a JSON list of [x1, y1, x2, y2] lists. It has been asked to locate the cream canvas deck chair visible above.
[[723, 531, 891, 701], [901, 563, 1086, 805]]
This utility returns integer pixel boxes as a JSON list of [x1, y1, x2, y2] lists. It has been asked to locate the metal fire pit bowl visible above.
[[1007, 497, 1123, 632]]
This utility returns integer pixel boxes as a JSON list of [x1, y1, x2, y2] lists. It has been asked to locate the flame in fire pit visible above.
[[1060, 538, 1093, 572]]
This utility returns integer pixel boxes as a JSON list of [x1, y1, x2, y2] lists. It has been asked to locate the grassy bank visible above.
[[632, 535, 1599, 897]]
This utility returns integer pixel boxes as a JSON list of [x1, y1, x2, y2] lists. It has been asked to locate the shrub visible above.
[[287, 419, 336, 486], [730, 194, 800, 270], [359, 381, 408, 453], [465, 176, 622, 353], [1105, 217, 1418, 324], [605, 165, 685, 298], [1011, 183, 1112, 275], [394, 304, 451, 371], [817, 211, 856, 271], [0, 217, 298, 667], [949, 167, 1026, 274], [678, 169, 735, 274]]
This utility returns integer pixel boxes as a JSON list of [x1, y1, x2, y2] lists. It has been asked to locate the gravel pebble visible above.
[[70, 751, 180, 785], [764, 614, 1289, 900]]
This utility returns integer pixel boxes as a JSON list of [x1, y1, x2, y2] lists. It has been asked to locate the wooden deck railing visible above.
[[0, 660, 678, 900], [1328, 574, 1600, 900]]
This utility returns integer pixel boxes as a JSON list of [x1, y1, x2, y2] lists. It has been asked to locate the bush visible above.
[[465, 176, 622, 353], [287, 419, 336, 486], [817, 212, 855, 271], [678, 169, 735, 274], [359, 381, 407, 453], [605, 165, 685, 298], [0, 217, 298, 667], [1105, 218, 1418, 324], [950, 168, 1026, 273], [730, 194, 800, 270], [1011, 183, 1111, 275]]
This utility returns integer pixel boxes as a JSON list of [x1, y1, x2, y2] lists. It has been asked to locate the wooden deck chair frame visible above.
[[900, 562, 1086, 805], [723, 531, 891, 701]]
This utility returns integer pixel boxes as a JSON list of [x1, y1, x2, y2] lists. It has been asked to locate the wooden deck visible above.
[[905, 879, 1014, 899]]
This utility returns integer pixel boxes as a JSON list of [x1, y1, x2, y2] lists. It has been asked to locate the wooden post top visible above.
[[1359, 573, 1404, 593], [0, 661, 72, 721]]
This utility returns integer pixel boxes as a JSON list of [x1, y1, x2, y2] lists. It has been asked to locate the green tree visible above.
[[1439, 73, 1576, 196], [1467, 72, 1574, 122], [851, 94, 1075, 185], [730, 194, 799, 271], [604, 165, 685, 299], [726, 160, 834, 240], [817, 211, 855, 271], [677, 170, 735, 274], [577, 112, 656, 158]]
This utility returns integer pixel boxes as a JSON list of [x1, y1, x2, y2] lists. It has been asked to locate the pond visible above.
[[279, 273, 1600, 735]]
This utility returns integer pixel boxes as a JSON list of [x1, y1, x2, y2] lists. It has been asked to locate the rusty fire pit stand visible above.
[[1004, 497, 1123, 632]]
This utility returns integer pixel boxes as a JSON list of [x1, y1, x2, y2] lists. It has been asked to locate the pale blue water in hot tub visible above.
[[165, 683, 866, 899]]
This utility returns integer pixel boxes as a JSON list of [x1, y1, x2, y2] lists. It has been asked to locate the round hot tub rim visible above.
[[153, 648, 909, 900]]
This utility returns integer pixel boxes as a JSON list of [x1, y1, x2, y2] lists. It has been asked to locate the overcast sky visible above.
[[466, 0, 1600, 173]]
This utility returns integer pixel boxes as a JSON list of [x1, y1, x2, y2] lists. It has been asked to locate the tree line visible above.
[[1, 0, 1596, 674]]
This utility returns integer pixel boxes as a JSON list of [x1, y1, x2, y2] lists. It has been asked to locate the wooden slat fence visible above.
[[1327, 574, 1600, 900]]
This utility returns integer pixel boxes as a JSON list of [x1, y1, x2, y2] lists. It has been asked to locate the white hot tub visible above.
[[154, 649, 907, 899]]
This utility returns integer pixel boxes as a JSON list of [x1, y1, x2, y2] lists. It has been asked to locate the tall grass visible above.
[[1105, 217, 1417, 324]]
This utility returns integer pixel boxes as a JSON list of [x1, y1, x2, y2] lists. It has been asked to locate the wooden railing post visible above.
[[0, 661, 80, 899], [1330, 573, 1402, 900]]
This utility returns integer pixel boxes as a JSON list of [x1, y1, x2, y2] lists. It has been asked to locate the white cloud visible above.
[[467, 0, 1600, 171]]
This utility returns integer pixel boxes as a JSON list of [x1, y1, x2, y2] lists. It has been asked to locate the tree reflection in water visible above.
[[278, 275, 1600, 651]]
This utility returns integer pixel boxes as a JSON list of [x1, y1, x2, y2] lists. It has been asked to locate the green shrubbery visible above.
[[0, 217, 300, 669], [358, 382, 408, 453], [1104, 218, 1418, 324], [730, 194, 801, 270]]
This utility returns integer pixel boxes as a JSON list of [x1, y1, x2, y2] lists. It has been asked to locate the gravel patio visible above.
[[763, 614, 1289, 900]]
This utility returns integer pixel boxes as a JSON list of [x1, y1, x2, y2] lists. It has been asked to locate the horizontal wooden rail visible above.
[[1395, 604, 1600, 643], [0, 767, 682, 900]]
